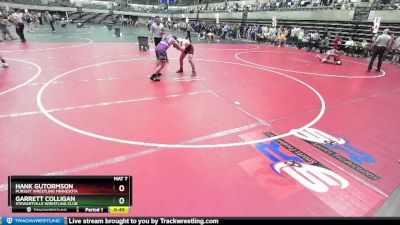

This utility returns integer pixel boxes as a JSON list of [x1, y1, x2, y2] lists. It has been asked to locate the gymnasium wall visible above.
[[1, 1, 399, 23], [0, 1, 77, 12]]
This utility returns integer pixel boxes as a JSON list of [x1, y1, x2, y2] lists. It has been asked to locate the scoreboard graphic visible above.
[[8, 176, 132, 213]]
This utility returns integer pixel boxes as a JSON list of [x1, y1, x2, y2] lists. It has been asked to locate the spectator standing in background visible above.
[[37, 11, 43, 25], [390, 36, 400, 64], [24, 11, 32, 33], [185, 22, 193, 42], [150, 16, 165, 60], [31, 12, 38, 32], [9, 9, 26, 43], [147, 18, 152, 30], [320, 37, 329, 53], [53, 13, 59, 25], [236, 23, 241, 39], [297, 29, 305, 49], [289, 26, 297, 45], [278, 32, 286, 47], [245, 26, 251, 40], [283, 27, 289, 46], [45, 11, 55, 32], [361, 39, 370, 58], [61, 17, 67, 28], [0, 14, 16, 41], [388, 34, 396, 51], [308, 31, 320, 51], [333, 34, 341, 50], [368, 29, 392, 72], [344, 37, 355, 56]]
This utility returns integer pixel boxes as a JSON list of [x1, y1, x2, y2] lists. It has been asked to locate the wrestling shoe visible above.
[[150, 74, 160, 82]]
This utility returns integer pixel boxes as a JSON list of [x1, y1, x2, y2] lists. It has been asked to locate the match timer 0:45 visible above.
[[8, 176, 132, 213]]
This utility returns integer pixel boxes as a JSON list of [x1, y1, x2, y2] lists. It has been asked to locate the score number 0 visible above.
[[118, 185, 125, 204], [114, 176, 129, 205]]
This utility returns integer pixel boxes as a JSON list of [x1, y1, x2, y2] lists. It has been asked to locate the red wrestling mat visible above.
[[0, 42, 399, 216]]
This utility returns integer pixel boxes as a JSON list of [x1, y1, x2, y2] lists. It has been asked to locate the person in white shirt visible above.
[[307, 31, 320, 51], [368, 29, 392, 72], [297, 29, 304, 48], [61, 17, 67, 28], [46, 11, 55, 32], [185, 23, 193, 42], [150, 16, 165, 60], [344, 37, 356, 56], [290, 27, 297, 45], [9, 9, 26, 43], [391, 36, 400, 64], [37, 12, 43, 25], [344, 38, 354, 47], [0, 14, 16, 40]]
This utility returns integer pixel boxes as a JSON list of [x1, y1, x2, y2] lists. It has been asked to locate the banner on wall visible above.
[[272, 16, 277, 28], [372, 17, 381, 34], [367, 10, 375, 22]]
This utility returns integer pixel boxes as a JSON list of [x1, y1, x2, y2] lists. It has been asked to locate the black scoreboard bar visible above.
[[8, 176, 132, 213]]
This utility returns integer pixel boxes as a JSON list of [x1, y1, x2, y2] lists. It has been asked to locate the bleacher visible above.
[[47, 1, 73, 7], [128, 0, 159, 5], [0, 0, 71, 7], [275, 20, 400, 44], [78, 12, 102, 23], [1, 0, 399, 35], [102, 14, 118, 24], [193, 16, 400, 55], [91, 13, 109, 24], [82, 4, 107, 10], [68, 12, 88, 21], [1, 0, 43, 5]]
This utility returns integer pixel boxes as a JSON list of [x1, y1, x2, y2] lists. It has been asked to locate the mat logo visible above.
[[6, 218, 12, 225], [291, 128, 345, 145], [292, 128, 376, 166], [291, 128, 381, 181], [273, 162, 349, 193], [256, 140, 349, 193]]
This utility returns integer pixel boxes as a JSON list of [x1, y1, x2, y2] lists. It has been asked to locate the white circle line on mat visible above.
[[235, 50, 386, 79], [36, 57, 326, 148], [0, 37, 93, 53], [0, 58, 42, 95], [196, 44, 260, 51]]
